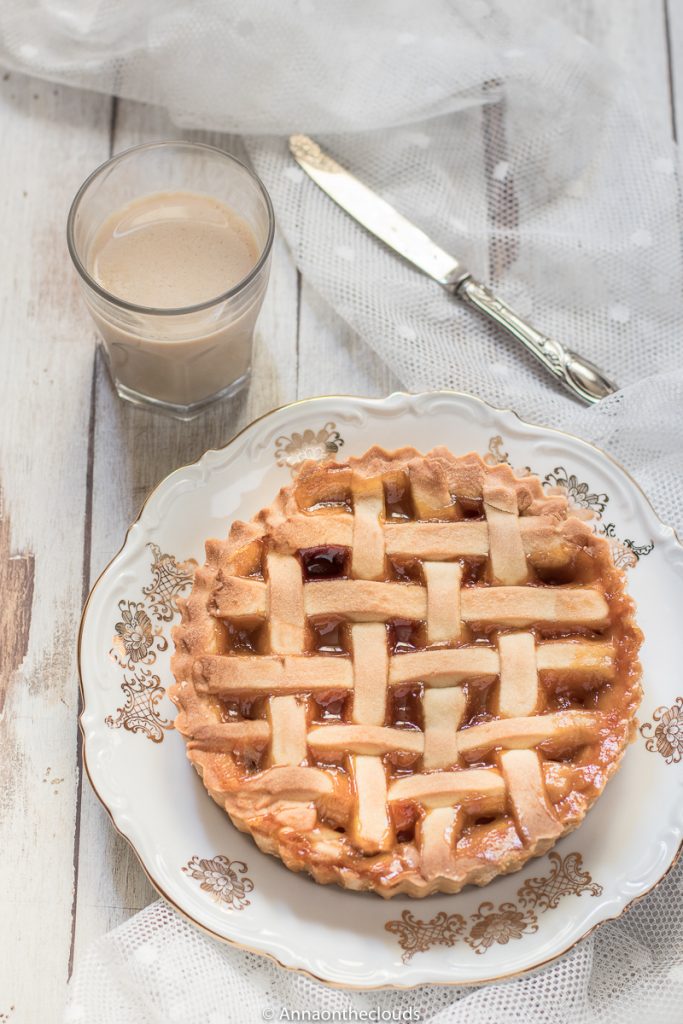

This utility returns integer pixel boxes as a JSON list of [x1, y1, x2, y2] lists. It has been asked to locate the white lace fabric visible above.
[[1, 2, 681, 1020], [63, 861, 682, 1024]]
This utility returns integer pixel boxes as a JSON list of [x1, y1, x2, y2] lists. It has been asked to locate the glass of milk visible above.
[[67, 141, 274, 419]]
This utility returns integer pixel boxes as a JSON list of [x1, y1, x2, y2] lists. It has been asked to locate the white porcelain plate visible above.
[[79, 391, 683, 988]]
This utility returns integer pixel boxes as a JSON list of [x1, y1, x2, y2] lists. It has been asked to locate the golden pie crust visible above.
[[170, 446, 642, 897]]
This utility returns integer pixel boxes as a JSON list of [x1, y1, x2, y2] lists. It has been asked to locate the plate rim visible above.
[[77, 388, 683, 990]]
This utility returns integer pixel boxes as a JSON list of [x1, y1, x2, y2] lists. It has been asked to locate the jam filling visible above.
[[310, 617, 346, 653], [389, 557, 424, 584], [299, 545, 348, 580], [391, 684, 425, 732], [388, 618, 424, 654], [383, 474, 415, 520], [227, 621, 263, 653], [314, 694, 347, 722]]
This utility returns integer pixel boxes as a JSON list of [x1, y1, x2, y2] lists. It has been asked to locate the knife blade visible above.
[[289, 133, 467, 289], [288, 133, 617, 405]]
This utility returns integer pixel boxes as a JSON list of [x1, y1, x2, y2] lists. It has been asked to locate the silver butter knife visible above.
[[289, 134, 617, 405]]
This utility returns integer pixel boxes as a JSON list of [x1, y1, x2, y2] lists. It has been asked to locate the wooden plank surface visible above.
[[0, 72, 112, 1024], [0, 4, 680, 1020]]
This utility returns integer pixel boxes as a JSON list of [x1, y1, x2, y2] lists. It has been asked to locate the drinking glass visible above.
[[67, 141, 274, 419]]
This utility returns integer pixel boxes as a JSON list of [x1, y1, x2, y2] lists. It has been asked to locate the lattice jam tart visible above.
[[170, 447, 642, 897]]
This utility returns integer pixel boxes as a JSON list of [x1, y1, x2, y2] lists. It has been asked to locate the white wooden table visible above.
[[1, 5, 681, 1020]]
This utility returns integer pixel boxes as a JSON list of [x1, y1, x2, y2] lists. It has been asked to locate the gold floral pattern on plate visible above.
[[105, 668, 172, 743], [517, 851, 603, 910], [274, 423, 344, 473], [143, 542, 194, 621], [385, 851, 602, 961], [465, 902, 538, 955], [485, 435, 653, 569], [182, 855, 254, 910], [105, 545, 193, 742], [640, 698, 683, 764], [385, 910, 466, 964], [111, 599, 167, 669], [543, 466, 608, 520]]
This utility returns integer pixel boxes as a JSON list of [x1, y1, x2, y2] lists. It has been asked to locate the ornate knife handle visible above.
[[453, 277, 618, 405]]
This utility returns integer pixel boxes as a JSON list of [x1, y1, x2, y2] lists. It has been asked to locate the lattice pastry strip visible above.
[[267, 696, 307, 767], [482, 480, 529, 585], [308, 724, 425, 756], [388, 768, 506, 807], [422, 687, 466, 770], [350, 754, 393, 853], [501, 749, 563, 846], [271, 515, 596, 568], [239, 765, 334, 804], [171, 444, 642, 898], [350, 622, 387, 726], [194, 639, 615, 698], [424, 562, 462, 643], [343, 613, 393, 853], [266, 552, 305, 654], [307, 712, 603, 767], [195, 654, 353, 695], [302, 581, 609, 626], [385, 522, 489, 560], [419, 806, 466, 882], [455, 711, 603, 759], [304, 579, 427, 621], [214, 580, 609, 634], [350, 474, 385, 581], [497, 632, 540, 717]]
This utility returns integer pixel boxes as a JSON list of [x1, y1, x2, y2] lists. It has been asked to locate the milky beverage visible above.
[[86, 191, 262, 407]]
